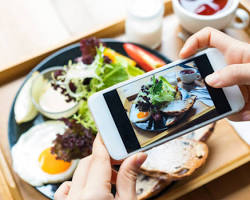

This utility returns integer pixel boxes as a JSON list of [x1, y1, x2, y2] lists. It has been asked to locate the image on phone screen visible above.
[[103, 55, 232, 152]]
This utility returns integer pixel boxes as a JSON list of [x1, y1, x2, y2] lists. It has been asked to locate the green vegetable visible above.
[[159, 76, 176, 91], [148, 75, 176, 106], [73, 100, 97, 132], [71, 45, 144, 133], [102, 64, 128, 88], [126, 65, 144, 77]]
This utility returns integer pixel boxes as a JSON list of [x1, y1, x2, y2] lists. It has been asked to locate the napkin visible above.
[[228, 120, 250, 145]]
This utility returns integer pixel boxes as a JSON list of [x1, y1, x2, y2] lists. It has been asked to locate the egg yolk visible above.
[[38, 147, 71, 174], [137, 112, 149, 119]]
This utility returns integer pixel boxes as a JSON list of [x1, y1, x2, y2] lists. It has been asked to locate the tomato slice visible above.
[[123, 43, 166, 72]]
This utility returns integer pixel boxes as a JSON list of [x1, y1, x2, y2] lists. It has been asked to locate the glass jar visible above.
[[125, 0, 164, 49]]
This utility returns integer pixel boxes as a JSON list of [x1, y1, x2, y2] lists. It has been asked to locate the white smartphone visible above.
[[88, 48, 245, 160]]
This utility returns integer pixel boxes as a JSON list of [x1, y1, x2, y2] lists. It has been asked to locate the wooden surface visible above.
[[0, 0, 250, 200], [179, 162, 250, 200], [0, 146, 22, 200]]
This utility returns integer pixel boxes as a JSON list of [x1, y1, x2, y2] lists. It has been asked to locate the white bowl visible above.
[[173, 0, 249, 33], [31, 67, 79, 119]]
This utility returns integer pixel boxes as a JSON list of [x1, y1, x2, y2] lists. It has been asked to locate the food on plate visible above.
[[51, 118, 94, 162], [135, 76, 177, 111], [140, 138, 208, 180], [39, 87, 76, 113], [123, 43, 166, 71], [136, 173, 171, 200], [14, 72, 39, 124], [31, 67, 79, 119], [11, 121, 79, 186], [48, 38, 144, 160], [104, 48, 136, 67], [130, 104, 152, 123], [161, 96, 196, 116], [11, 36, 216, 199], [130, 75, 196, 130], [136, 123, 214, 199], [39, 79, 78, 113]]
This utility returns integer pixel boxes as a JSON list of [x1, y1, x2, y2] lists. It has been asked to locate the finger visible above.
[[54, 181, 72, 200], [67, 155, 92, 198], [71, 155, 92, 188], [228, 101, 250, 121], [115, 152, 147, 200], [85, 134, 112, 192], [111, 169, 118, 185], [205, 64, 250, 88], [179, 27, 238, 58]]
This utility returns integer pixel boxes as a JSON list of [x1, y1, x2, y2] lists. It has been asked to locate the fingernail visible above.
[[205, 73, 220, 86], [136, 153, 147, 168]]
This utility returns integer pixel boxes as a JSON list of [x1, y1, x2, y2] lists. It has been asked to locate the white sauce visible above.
[[39, 84, 76, 113]]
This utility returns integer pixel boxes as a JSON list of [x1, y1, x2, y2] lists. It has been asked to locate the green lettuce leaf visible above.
[[148, 76, 176, 106]]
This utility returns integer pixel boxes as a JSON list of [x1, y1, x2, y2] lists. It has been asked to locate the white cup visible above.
[[179, 68, 201, 84], [173, 0, 250, 33]]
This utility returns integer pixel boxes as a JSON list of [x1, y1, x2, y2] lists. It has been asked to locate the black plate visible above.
[[8, 39, 171, 199]]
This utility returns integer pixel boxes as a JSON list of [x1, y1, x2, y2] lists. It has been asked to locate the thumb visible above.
[[115, 152, 147, 200], [205, 63, 250, 88], [54, 181, 71, 200]]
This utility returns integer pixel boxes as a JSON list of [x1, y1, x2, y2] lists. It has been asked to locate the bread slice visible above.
[[136, 124, 215, 199], [161, 96, 196, 116], [183, 123, 215, 142], [136, 173, 171, 200], [140, 138, 208, 180]]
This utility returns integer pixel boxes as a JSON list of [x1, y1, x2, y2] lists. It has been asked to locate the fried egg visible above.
[[11, 121, 79, 186], [130, 104, 151, 123]]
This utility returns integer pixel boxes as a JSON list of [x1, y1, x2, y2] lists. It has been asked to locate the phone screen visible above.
[[103, 54, 232, 153]]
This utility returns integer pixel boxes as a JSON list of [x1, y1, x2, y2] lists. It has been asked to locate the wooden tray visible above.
[[0, 0, 249, 199]]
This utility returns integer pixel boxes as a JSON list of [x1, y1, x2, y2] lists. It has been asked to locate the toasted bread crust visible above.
[[136, 174, 172, 200], [140, 139, 208, 180]]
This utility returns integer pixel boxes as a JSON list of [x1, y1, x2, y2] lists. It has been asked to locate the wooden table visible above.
[[0, 0, 250, 200]]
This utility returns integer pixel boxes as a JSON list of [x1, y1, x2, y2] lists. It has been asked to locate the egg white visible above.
[[130, 104, 151, 123], [11, 121, 79, 186]]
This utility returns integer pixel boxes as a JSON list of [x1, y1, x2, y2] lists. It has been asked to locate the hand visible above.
[[179, 27, 250, 121], [54, 134, 147, 200]]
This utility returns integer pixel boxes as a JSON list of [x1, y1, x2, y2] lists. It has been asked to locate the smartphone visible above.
[[88, 48, 245, 160]]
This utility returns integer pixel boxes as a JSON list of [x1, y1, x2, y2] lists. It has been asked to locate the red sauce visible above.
[[180, 69, 195, 74], [179, 0, 228, 16]]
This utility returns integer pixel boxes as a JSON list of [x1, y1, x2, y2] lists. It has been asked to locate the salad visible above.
[[131, 75, 196, 130], [50, 38, 149, 161], [14, 37, 168, 162]]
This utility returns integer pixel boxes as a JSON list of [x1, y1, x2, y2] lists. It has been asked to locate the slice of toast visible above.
[[140, 138, 208, 180], [136, 173, 171, 200], [136, 124, 215, 199]]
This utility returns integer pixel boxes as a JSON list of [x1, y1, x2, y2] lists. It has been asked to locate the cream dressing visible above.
[[39, 84, 76, 113]]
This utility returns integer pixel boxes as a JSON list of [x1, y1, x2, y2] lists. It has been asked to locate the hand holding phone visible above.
[[180, 27, 250, 121], [89, 48, 245, 160]]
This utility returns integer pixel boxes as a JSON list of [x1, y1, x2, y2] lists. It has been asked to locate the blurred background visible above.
[[0, 0, 126, 69]]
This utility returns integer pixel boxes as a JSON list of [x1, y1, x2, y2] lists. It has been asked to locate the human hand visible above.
[[54, 134, 147, 200], [179, 27, 250, 121]]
